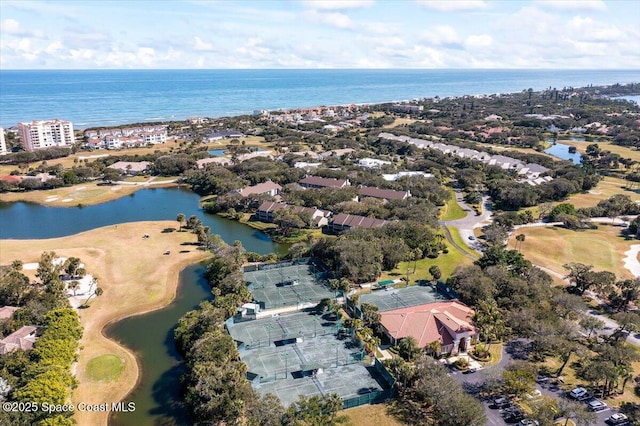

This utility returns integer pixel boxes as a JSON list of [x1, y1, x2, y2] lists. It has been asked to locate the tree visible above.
[[502, 361, 537, 397], [176, 213, 186, 231], [557, 399, 597, 426], [63, 257, 81, 278], [83, 287, 103, 307], [285, 394, 346, 426], [68, 280, 80, 296], [360, 303, 381, 328], [428, 265, 442, 284], [398, 336, 422, 362], [473, 299, 507, 348], [579, 315, 605, 339], [515, 233, 525, 252]]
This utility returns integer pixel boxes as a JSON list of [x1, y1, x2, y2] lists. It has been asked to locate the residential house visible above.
[[358, 186, 410, 202], [206, 129, 244, 141], [0, 325, 38, 355], [382, 171, 433, 182], [379, 301, 476, 355], [235, 180, 282, 197], [0, 306, 18, 321], [319, 148, 355, 159], [256, 201, 331, 227], [299, 176, 350, 189], [328, 213, 387, 232], [358, 158, 392, 168]]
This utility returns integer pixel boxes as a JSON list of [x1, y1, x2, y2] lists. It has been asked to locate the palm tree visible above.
[[176, 213, 185, 231], [515, 234, 526, 251], [68, 280, 80, 296], [83, 287, 103, 307]]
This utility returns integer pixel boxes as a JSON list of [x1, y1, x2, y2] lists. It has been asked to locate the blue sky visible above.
[[1, 0, 638, 69]]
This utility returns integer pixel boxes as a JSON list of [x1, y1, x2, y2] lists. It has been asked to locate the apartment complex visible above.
[[84, 125, 167, 149], [0, 128, 7, 155], [18, 119, 74, 151]]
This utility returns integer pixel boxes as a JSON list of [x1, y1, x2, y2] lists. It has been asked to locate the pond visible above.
[[107, 263, 212, 426], [207, 147, 265, 156], [0, 186, 283, 255], [544, 142, 583, 164]]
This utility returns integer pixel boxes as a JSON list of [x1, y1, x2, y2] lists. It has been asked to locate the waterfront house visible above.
[[256, 201, 331, 227], [235, 180, 282, 197]]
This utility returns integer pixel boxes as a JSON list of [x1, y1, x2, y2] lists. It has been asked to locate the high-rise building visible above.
[[17, 119, 74, 151], [0, 128, 7, 155]]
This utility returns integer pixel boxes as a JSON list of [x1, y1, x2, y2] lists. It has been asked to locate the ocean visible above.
[[0, 69, 638, 129]]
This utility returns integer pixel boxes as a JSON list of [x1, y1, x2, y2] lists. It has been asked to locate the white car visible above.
[[587, 399, 608, 412], [569, 387, 588, 399], [606, 413, 630, 425]]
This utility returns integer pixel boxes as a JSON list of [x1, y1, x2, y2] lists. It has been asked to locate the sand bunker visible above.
[[623, 244, 640, 278], [45, 196, 59, 202], [62, 198, 74, 202], [111, 186, 122, 191], [76, 186, 87, 190]]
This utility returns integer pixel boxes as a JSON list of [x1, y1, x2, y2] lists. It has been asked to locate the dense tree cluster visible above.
[[312, 222, 445, 283]]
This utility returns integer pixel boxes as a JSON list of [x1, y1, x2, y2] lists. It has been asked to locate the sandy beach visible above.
[[0, 221, 210, 425]]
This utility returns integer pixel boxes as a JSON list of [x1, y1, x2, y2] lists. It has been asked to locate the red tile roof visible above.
[[379, 301, 476, 348], [0, 175, 22, 183]]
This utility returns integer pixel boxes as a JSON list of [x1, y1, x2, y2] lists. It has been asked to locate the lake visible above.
[[0, 186, 285, 425], [0, 186, 282, 255]]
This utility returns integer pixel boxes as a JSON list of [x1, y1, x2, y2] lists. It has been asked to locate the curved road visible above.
[[440, 191, 640, 347]]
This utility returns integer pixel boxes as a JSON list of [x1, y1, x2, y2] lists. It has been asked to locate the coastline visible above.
[[0, 221, 211, 426]]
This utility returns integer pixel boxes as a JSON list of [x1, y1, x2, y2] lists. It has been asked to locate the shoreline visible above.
[[0, 221, 211, 426], [0, 180, 181, 208]]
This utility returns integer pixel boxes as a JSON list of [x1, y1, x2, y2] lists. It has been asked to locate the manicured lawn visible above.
[[440, 190, 467, 221], [341, 403, 402, 426], [566, 176, 640, 209], [379, 238, 473, 284], [447, 226, 480, 259], [238, 213, 277, 231], [558, 138, 640, 163], [85, 354, 124, 382], [508, 224, 634, 279]]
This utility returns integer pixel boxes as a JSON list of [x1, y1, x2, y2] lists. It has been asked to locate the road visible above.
[[449, 340, 624, 425]]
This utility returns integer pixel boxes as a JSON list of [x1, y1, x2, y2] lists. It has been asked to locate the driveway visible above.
[[449, 340, 624, 425], [440, 190, 493, 254]]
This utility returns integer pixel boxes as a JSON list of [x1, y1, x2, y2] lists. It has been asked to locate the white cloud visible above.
[[302, 10, 353, 29], [533, 0, 607, 11], [416, 0, 487, 12], [303, 0, 373, 10], [45, 40, 63, 54], [193, 36, 215, 51], [1, 18, 21, 34], [568, 16, 623, 42], [421, 25, 461, 45], [464, 34, 492, 49]]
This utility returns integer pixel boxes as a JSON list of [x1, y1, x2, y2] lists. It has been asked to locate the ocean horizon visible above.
[[1, 69, 638, 129]]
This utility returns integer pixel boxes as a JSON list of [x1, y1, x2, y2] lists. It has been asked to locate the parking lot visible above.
[[448, 340, 631, 425]]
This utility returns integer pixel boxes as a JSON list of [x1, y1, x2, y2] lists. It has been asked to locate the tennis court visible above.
[[359, 285, 449, 312], [244, 262, 335, 310], [229, 311, 389, 406]]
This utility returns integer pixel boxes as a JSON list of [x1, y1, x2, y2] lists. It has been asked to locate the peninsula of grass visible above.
[[440, 190, 467, 221], [509, 224, 635, 279], [86, 354, 124, 382], [446, 225, 480, 259], [0, 221, 210, 426]]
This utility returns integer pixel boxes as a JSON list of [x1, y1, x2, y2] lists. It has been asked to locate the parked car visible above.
[[468, 235, 475, 240], [535, 375, 549, 384], [503, 407, 525, 423], [606, 413, 630, 425], [569, 387, 588, 399], [587, 399, 608, 412], [518, 420, 540, 426], [492, 396, 511, 409], [577, 392, 593, 402], [463, 367, 478, 374]]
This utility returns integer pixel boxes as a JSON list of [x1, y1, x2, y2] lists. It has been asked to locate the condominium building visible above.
[[18, 119, 74, 151], [0, 128, 7, 155]]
